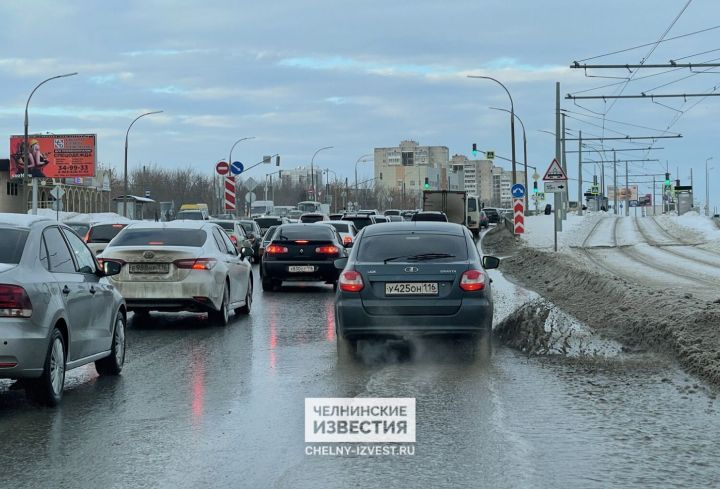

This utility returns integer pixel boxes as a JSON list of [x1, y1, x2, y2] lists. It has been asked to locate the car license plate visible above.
[[129, 263, 169, 274], [288, 265, 315, 273], [385, 282, 438, 296]]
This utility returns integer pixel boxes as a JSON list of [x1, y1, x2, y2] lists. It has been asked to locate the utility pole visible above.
[[613, 150, 618, 215], [625, 161, 629, 217], [653, 176, 656, 216], [577, 131, 583, 217], [560, 112, 567, 220], [555, 82, 562, 232]]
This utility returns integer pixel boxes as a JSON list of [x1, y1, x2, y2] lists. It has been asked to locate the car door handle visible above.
[[89, 286, 97, 295], [62, 285, 70, 295]]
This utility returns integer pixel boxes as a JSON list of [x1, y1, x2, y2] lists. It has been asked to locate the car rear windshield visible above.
[[87, 223, 127, 243], [484, 208, 498, 216], [175, 211, 205, 220], [327, 222, 349, 233], [263, 226, 278, 241], [413, 213, 447, 222], [255, 217, 282, 228], [0, 229, 28, 264], [215, 222, 235, 231], [239, 222, 255, 233], [357, 234, 468, 262], [66, 223, 90, 237], [343, 217, 373, 229], [274, 225, 335, 241], [300, 215, 325, 223], [108, 229, 207, 247]]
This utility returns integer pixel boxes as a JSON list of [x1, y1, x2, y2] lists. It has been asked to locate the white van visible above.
[[466, 195, 481, 236]]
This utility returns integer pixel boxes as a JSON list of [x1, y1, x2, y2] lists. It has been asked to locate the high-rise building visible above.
[[492, 166, 526, 208], [450, 155, 493, 204], [374, 140, 449, 193]]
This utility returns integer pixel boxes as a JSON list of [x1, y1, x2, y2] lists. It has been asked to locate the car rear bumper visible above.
[[262, 261, 339, 282], [0, 320, 49, 379], [335, 297, 492, 339], [125, 298, 220, 313], [113, 278, 222, 312]]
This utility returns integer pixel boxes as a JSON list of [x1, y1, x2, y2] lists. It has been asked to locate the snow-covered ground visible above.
[[518, 212, 604, 250]]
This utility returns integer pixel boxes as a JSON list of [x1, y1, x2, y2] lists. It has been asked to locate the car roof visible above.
[[415, 211, 444, 214], [0, 213, 52, 229], [361, 221, 466, 236], [342, 214, 373, 218], [320, 220, 352, 226], [125, 220, 211, 230]]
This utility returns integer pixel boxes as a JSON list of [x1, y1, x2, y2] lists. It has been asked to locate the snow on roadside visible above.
[[658, 211, 720, 252], [518, 211, 605, 251]]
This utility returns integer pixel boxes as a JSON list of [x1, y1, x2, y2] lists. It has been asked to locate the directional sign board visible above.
[[216, 161, 229, 176], [243, 177, 258, 191], [231, 161, 244, 175], [511, 183, 525, 199], [543, 158, 568, 181], [513, 198, 524, 234], [544, 181, 567, 193], [50, 185, 65, 200]]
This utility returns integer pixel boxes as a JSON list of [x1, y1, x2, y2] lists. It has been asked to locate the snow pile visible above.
[[659, 212, 720, 252], [31, 209, 130, 223], [518, 211, 605, 251]]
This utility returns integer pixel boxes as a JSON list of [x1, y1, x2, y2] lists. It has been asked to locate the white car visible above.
[[314, 220, 358, 247], [98, 221, 253, 325]]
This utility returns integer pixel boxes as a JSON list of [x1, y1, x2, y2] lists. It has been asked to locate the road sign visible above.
[[513, 198, 525, 234], [231, 161, 244, 175], [263, 155, 272, 164], [590, 184, 599, 195], [225, 177, 236, 211], [511, 183, 525, 199], [244, 177, 258, 191], [629, 200, 639, 207], [216, 161, 229, 175], [544, 181, 567, 193], [543, 158, 568, 181], [486, 150, 495, 160], [244, 191, 256, 203], [531, 192, 546, 202], [50, 185, 65, 200]]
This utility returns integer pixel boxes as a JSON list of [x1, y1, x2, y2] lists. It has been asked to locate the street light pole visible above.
[[468, 75, 517, 185], [490, 107, 527, 212], [707, 157, 714, 216], [310, 146, 333, 201], [123, 110, 163, 218], [324, 168, 338, 212], [354, 153, 372, 209], [24, 72, 78, 215]]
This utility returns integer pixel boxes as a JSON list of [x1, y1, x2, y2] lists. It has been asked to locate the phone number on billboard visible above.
[[57, 165, 91, 175]]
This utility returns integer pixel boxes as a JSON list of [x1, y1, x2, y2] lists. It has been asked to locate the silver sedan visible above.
[[0, 214, 127, 406], [98, 221, 253, 325]]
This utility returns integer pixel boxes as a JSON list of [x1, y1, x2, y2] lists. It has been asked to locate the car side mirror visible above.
[[241, 247, 254, 259], [482, 255, 500, 270], [334, 257, 348, 270], [102, 260, 123, 276]]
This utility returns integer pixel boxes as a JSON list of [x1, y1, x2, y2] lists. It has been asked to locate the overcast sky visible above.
[[1, 0, 718, 208]]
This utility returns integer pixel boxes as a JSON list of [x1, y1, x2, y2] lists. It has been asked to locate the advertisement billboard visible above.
[[607, 185, 638, 201], [638, 193, 652, 207], [9, 134, 96, 178]]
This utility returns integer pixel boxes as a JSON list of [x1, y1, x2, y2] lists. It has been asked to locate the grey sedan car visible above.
[[334, 221, 499, 358], [0, 214, 126, 406]]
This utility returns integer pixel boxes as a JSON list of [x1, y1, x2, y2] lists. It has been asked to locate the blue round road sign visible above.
[[511, 183, 525, 198], [231, 161, 244, 175]]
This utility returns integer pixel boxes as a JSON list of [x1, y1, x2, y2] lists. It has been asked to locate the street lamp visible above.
[[324, 168, 338, 212], [467, 75, 517, 185], [354, 153, 372, 208], [123, 111, 163, 217], [309, 146, 333, 200], [23, 72, 79, 214], [706, 157, 714, 216], [490, 106, 528, 212], [229, 136, 255, 170]]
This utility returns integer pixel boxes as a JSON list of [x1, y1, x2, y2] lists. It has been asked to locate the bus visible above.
[[297, 201, 329, 215]]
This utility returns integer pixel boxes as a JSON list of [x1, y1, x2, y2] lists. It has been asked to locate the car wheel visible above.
[[236, 279, 253, 315], [336, 335, 357, 361], [26, 328, 65, 406], [95, 313, 126, 376], [209, 282, 230, 326]]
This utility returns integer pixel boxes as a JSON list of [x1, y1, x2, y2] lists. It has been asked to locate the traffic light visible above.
[[533, 181, 538, 193], [424, 177, 430, 189], [278, 170, 282, 179], [472, 143, 477, 157], [664, 172, 671, 186], [276, 155, 280, 166]]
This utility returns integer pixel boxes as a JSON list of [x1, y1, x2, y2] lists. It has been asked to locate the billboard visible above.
[[9, 134, 96, 178], [638, 193, 652, 207], [607, 185, 638, 201]]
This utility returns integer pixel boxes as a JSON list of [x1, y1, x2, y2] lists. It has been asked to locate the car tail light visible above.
[[460, 269, 485, 291], [265, 245, 289, 254], [294, 240, 309, 244], [342, 235, 353, 246], [339, 271, 364, 292], [315, 245, 339, 255], [83, 232, 90, 243], [230, 235, 238, 245], [0, 284, 32, 318], [174, 258, 217, 270]]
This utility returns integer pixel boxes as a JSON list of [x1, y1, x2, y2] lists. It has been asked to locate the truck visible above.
[[297, 200, 330, 215], [250, 200, 274, 217], [422, 191, 479, 236]]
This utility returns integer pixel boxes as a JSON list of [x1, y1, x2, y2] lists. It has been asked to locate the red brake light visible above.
[[82, 232, 90, 243], [295, 240, 309, 244], [265, 244, 289, 254], [112, 224, 125, 229], [0, 284, 32, 318], [230, 235, 238, 245], [148, 241, 165, 245], [342, 235, 352, 245], [339, 271, 364, 292], [315, 245, 339, 255], [460, 269, 485, 291], [174, 258, 217, 270]]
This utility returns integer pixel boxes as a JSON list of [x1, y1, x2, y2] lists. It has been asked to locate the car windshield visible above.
[[357, 234, 468, 262], [87, 223, 127, 243], [468, 199, 477, 212], [255, 217, 282, 228], [274, 225, 335, 241], [0, 228, 28, 264], [343, 216, 373, 229], [108, 229, 207, 247]]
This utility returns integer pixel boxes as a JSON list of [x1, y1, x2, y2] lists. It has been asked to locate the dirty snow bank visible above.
[[484, 225, 720, 385], [518, 212, 605, 251]]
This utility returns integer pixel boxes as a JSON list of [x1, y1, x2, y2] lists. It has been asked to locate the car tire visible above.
[[209, 282, 230, 326], [95, 313, 126, 376], [235, 279, 253, 315], [26, 328, 65, 406]]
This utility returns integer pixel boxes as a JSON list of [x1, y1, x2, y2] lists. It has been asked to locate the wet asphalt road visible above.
[[2, 245, 720, 488]]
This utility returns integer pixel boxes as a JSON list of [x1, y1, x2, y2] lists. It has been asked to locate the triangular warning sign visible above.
[[543, 158, 568, 181]]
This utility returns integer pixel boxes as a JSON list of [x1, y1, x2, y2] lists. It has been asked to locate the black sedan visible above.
[[260, 224, 348, 291], [334, 221, 499, 358]]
